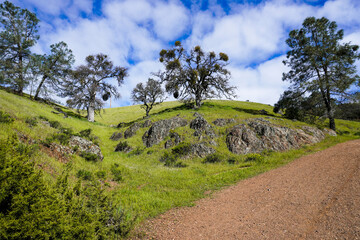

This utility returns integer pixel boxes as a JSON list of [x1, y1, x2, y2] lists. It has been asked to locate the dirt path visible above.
[[133, 139, 360, 239]]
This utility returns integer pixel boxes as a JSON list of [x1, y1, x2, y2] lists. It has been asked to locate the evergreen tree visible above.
[[34, 41, 74, 100], [0, 1, 39, 94], [157, 41, 236, 108], [282, 17, 360, 130], [63, 54, 128, 122]]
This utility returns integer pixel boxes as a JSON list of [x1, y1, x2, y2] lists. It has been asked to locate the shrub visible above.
[[245, 153, 264, 163], [203, 153, 223, 163], [261, 149, 274, 156], [160, 151, 178, 167], [79, 128, 92, 138], [25, 117, 37, 127], [354, 131, 360, 136], [95, 170, 107, 179], [111, 163, 123, 182], [129, 147, 144, 156], [171, 142, 191, 157], [80, 151, 98, 162], [0, 110, 14, 123], [48, 120, 61, 129], [227, 156, 238, 164], [0, 136, 135, 239], [76, 169, 93, 181], [115, 141, 131, 152]]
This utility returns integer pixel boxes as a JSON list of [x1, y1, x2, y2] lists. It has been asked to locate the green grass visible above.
[[1, 88, 360, 233]]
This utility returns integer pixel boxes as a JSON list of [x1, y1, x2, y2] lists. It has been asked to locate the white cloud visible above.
[[229, 56, 290, 104]]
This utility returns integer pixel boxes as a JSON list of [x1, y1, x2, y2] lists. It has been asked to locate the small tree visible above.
[[131, 78, 165, 117], [63, 54, 127, 122], [0, 1, 39, 94], [34, 41, 74, 100], [157, 41, 236, 108], [282, 17, 360, 130]]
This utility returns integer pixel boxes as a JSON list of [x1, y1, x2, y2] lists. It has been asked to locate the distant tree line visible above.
[[1, 1, 359, 126]]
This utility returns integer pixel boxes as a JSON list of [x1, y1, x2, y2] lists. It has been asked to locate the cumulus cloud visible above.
[[11, 0, 360, 107]]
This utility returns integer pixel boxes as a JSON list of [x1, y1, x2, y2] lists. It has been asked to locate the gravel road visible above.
[[134, 139, 360, 239]]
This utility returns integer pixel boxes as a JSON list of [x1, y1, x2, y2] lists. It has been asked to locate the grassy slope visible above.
[[1, 89, 360, 228]]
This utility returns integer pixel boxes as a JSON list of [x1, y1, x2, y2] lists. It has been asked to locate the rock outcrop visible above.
[[142, 117, 188, 147], [190, 142, 216, 157], [164, 132, 182, 149], [190, 116, 216, 138], [110, 132, 123, 141], [226, 119, 327, 155], [69, 136, 103, 161], [124, 122, 141, 139], [213, 118, 236, 127]]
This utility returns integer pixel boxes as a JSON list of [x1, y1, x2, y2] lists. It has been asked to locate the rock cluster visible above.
[[110, 132, 123, 141], [190, 116, 216, 138], [212, 118, 236, 127], [124, 122, 141, 139], [142, 117, 188, 147], [226, 119, 327, 155], [69, 136, 104, 161], [164, 132, 182, 149]]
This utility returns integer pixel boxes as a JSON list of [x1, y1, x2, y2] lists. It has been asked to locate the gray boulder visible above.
[[164, 132, 182, 149], [142, 120, 152, 128], [190, 142, 216, 158], [190, 116, 216, 138], [69, 136, 103, 161], [110, 132, 123, 141], [124, 122, 141, 139], [142, 117, 188, 147], [212, 118, 236, 126], [226, 119, 327, 155]]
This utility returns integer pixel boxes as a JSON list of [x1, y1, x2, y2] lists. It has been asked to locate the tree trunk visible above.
[[87, 102, 95, 122], [34, 75, 47, 100], [327, 105, 336, 131]]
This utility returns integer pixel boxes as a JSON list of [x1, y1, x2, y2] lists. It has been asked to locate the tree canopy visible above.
[[281, 17, 360, 130], [0, 0, 40, 94], [131, 78, 165, 117], [63, 54, 128, 122], [33, 41, 75, 100], [157, 41, 236, 108]]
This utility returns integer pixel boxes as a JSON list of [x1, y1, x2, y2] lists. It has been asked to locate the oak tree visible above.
[[157, 41, 235, 108], [63, 54, 127, 122], [131, 78, 165, 117]]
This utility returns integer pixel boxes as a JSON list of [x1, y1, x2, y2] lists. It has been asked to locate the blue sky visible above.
[[8, 0, 360, 107]]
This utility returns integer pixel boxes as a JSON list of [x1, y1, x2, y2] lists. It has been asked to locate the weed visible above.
[[115, 141, 132, 152], [171, 142, 191, 157], [245, 153, 264, 163], [80, 151, 98, 162], [354, 131, 360, 136], [203, 153, 223, 163], [129, 147, 144, 156], [95, 170, 107, 179], [49, 120, 61, 129], [25, 117, 38, 127], [79, 128, 92, 138], [111, 163, 123, 182], [227, 156, 238, 164], [0, 110, 14, 123], [76, 169, 93, 181]]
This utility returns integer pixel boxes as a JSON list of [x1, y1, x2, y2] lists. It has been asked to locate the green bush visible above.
[[171, 142, 191, 157], [115, 141, 131, 152], [95, 170, 107, 179], [0, 110, 14, 123], [49, 120, 61, 129], [79, 128, 92, 138], [25, 117, 38, 127], [203, 153, 223, 163], [111, 163, 123, 182], [80, 152, 98, 162], [76, 169, 93, 181], [227, 156, 238, 164], [245, 153, 264, 163], [0, 136, 135, 239], [129, 147, 144, 156], [354, 131, 360, 136]]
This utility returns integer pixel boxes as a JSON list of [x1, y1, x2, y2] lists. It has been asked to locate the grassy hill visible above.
[[1, 88, 359, 238]]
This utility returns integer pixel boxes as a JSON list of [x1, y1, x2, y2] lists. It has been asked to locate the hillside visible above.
[[1, 88, 360, 238]]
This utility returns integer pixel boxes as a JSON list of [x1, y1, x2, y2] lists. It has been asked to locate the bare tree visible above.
[[156, 41, 236, 108], [63, 54, 127, 122], [131, 78, 165, 117]]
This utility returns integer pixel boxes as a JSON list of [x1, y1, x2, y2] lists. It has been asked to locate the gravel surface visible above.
[[133, 139, 360, 239]]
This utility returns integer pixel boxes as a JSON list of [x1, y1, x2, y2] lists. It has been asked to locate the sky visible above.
[[7, 0, 360, 107]]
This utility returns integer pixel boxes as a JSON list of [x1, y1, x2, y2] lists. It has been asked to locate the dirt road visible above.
[[134, 139, 360, 239]]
